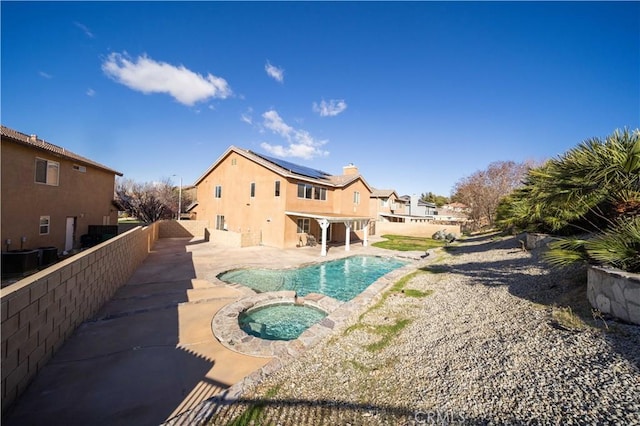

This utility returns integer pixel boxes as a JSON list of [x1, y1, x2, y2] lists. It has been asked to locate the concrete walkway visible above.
[[3, 236, 394, 425]]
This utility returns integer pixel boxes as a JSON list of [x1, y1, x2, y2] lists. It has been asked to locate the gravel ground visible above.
[[207, 234, 640, 425]]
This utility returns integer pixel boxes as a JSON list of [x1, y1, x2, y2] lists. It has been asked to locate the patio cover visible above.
[[285, 211, 372, 256]]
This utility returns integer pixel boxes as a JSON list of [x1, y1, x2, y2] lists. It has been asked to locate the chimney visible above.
[[343, 163, 358, 175], [29, 134, 38, 142]]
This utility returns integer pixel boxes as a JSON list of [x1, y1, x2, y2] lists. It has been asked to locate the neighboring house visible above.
[[192, 147, 373, 256], [437, 202, 470, 220], [1, 125, 122, 255], [409, 196, 438, 217], [369, 188, 407, 222], [441, 202, 470, 213], [392, 194, 438, 222], [370, 190, 467, 229]]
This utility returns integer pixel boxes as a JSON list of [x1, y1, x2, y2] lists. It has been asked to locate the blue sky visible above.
[[2, 1, 638, 197]]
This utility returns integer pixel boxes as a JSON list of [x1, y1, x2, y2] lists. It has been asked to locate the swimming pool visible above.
[[218, 255, 407, 302]]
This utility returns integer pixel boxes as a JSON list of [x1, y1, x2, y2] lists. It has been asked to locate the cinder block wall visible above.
[[0, 223, 160, 413], [375, 222, 460, 238], [210, 229, 242, 247], [158, 220, 209, 238], [241, 231, 261, 247]]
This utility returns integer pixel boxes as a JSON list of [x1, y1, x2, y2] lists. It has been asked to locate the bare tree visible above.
[[452, 161, 531, 227], [115, 177, 187, 223]]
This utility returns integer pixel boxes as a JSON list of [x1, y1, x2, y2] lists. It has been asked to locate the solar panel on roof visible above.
[[252, 151, 331, 180]]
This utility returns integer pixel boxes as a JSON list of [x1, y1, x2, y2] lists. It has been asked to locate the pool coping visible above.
[[212, 291, 344, 358]]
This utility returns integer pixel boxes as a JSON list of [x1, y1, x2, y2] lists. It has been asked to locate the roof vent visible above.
[[29, 134, 38, 141]]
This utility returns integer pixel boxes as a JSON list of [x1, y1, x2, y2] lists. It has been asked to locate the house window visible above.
[[314, 187, 327, 201], [35, 158, 59, 186], [39, 216, 50, 235], [72, 164, 86, 173], [214, 185, 222, 198], [297, 183, 313, 199], [354, 191, 360, 205], [274, 180, 280, 197], [297, 218, 310, 233], [215, 215, 225, 230], [250, 182, 256, 198]]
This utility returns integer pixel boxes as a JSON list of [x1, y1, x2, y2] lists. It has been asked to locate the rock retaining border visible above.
[[588, 265, 640, 325]]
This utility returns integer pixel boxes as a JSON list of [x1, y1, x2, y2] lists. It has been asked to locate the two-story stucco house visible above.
[[1, 125, 122, 255], [369, 188, 407, 222], [191, 146, 373, 256]]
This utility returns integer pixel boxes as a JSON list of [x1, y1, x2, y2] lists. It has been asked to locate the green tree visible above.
[[420, 192, 449, 207]]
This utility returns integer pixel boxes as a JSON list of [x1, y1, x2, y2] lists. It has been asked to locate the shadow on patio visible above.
[[3, 238, 268, 426]]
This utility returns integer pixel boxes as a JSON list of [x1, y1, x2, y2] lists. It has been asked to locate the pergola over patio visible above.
[[285, 211, 372, 256]]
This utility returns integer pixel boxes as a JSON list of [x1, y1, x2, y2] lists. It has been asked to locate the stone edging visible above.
[[211, 291, 344, 358], [588, 265, 640, 325]]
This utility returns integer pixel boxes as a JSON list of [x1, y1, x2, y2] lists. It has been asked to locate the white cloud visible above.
[[263, 110, 294, 138], [260, 109, 328, 160], [86, 88, 96, 97], [102, 52, 232, 106], [265, 61, 284, 83], [241, 108, 254, 125], [39, 71, 52, 79], [74, 21, 94, 38], [313, 99, 347, 117]]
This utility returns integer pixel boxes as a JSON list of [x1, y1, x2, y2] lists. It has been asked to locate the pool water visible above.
[[239, 303, 327, 341], [218, 255, 407, 302]]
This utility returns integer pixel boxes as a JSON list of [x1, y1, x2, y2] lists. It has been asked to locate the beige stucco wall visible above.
[[194, 151, 288, 248], [193, 151, 373, 249], [0, 223, 160, 412], [1, 141, 118, 254]]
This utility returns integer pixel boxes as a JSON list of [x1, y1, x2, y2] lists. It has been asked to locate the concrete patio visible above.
[[3, 236, 395, 425]]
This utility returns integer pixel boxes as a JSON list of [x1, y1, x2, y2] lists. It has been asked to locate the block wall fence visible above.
[[1, 223, 160, 413], [209, 228, 260, 248], [375, 222, 461, 238], [158, 220, 209, 239]]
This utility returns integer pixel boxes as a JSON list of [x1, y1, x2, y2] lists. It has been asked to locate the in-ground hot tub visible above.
[[212, 291, 343, 357], [239, 301, 328, 341]]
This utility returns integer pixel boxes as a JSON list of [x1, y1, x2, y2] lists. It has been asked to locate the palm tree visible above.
[[498, 128, 640, 272], [545, 216, 640, 273], [537, 128, 639, 228]]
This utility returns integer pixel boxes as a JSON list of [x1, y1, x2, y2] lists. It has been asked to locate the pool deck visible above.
[[3, 236, 428, 426]]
